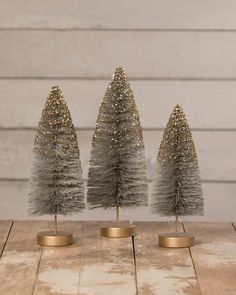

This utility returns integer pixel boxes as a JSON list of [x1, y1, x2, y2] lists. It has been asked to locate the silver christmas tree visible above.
[[151, 105, 203, 221], [87, 67, 148, 221], [28, 86, 85, 218]]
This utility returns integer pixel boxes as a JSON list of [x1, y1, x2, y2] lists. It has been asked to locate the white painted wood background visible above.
[[0, 0, 236, 220]]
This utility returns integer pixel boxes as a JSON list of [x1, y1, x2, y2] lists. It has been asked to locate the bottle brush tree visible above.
[[28, 85, 84, 244], [87, 67, 148, 225], [151, 105, 204, 231]]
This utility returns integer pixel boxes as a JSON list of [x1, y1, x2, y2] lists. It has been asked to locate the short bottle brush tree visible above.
[[28, 85, 85, 246], [151, 105, 204, 247], [87, 67, 148, 237]]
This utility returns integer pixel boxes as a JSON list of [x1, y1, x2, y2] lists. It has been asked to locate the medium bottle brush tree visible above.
[[151, 105, 204, 247], [87, 67, 148, 235], [28, 85, 85, 246]]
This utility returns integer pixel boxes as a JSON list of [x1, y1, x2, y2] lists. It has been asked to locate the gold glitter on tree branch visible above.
[[34, 86, 78, 155], [158, 105, 198, 167], [151, 105, 204, 217]]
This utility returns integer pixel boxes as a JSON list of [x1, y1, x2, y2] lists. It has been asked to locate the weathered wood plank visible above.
[[0, 221, 235, 294], [135, 222, 201, 295], [0, 181, 235, 221], [1, 80, 236, 129], [2, 31, 236, 78], [0, 0, 236, 30], [33, 221, 83, 295], [79, 221, 137, 295], [0, 221, 47, 295], [183, 222, 236, 295], [0, 129, 235, 181], [0, 220, 12, 256]]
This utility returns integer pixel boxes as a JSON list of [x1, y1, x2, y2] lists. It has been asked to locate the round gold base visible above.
[[159, 232, 194, 248], [37, 231, 73, 247], [100, 223, 136, 238]]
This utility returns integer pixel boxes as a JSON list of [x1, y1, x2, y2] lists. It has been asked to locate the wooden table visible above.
[[0, 221, 235, 295]]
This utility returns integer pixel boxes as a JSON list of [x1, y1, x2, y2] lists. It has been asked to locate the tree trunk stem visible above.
[[175, 215, 178, 233], [54, 214, 58, 235], [116, 204, 119, 225]]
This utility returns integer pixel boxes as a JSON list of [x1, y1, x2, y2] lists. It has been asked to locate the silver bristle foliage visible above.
[[28, 86, 85, 216], [87, 67, 148, 209]]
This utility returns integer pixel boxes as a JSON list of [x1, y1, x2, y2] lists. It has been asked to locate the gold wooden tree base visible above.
[[37, 231, 73, 247], [100, 223, 136, 238], [159, 232, 194, 248]]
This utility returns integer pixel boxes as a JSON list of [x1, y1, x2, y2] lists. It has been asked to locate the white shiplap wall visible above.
[[0, 0, 235, 221]]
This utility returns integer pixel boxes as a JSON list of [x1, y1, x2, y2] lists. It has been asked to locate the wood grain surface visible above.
[[0, 221, 46, 295], [79, 221, 137, 295], [0, 221, 235, 294], [135, 222, 201, 295], [33, 221, 83, 295], [0, 220, 12, 256], [183, 222, 236, 295]]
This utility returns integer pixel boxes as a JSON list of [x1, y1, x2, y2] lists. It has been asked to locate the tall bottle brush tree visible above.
[[151, 105, 204, 247], [28, 86, 84, 245], [87, 67, 148, 227]]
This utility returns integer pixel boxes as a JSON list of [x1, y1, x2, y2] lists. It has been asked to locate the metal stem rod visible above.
[[175, 215, 179, 233], [54, 214, 58, 235], [116, 204, 119, 225]]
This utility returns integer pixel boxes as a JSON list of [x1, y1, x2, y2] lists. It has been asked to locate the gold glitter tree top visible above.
[[92, 66, 144, 151], [158, 105, 198, 167], [34, 85, 79, 155]]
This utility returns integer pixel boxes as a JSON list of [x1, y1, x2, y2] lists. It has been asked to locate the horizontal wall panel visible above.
[[1, 80, 236, 129], [145, 130, 236, 181], [0, 130, 235, 181], [0, 130, 92, 180], [1, 1, 236, 30], [2, 31, 236, 78], [0, 180, 235, 221]]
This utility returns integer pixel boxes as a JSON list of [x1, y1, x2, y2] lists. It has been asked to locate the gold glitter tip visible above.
[[34, 85, 79, 155], [158, 104, 198, 166]]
